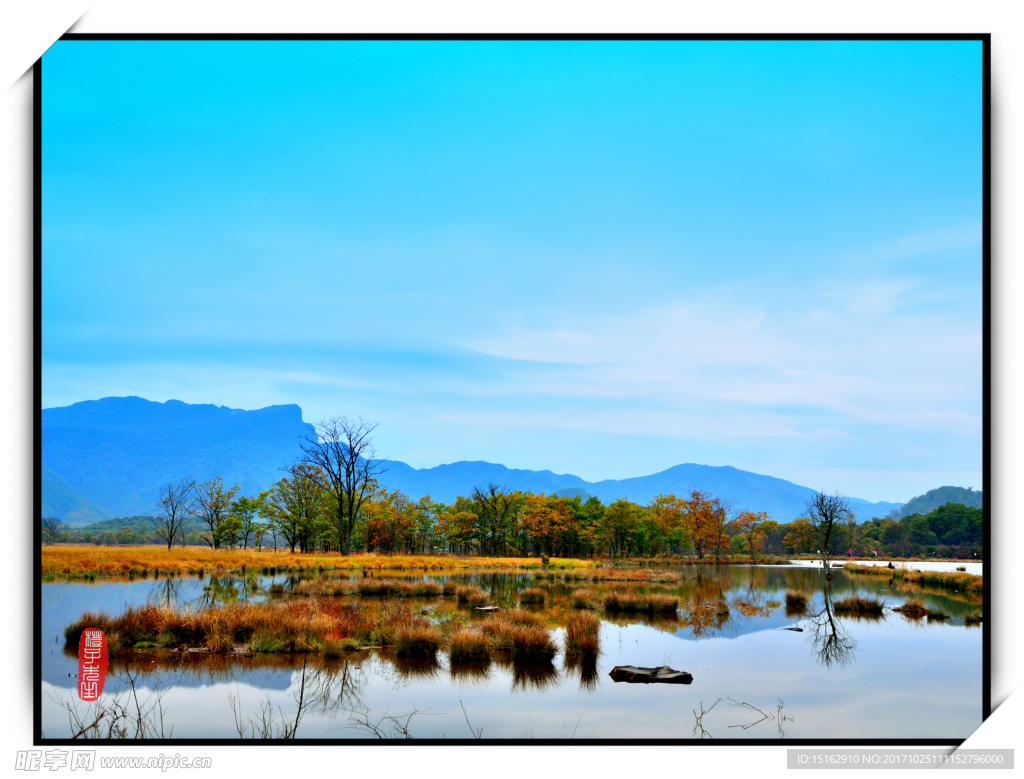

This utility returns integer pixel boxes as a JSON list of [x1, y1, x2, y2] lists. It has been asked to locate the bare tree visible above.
[[805, 491, 852, 570], [42, 516, 64, 545], [151, 479, 195, 549], [299, 417, 385, 555]]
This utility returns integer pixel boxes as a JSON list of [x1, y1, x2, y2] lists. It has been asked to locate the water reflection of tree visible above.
[[228, 656, 370, 739], [46, 668, 173, 739], [678, 566, 733, 636], [806, 582, 856, 669]]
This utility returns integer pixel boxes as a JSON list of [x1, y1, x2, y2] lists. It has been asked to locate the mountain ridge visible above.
[[42, 396, 902, 522]]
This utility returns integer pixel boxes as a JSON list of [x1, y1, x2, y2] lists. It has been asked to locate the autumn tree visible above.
[[784, 516, 817, 554], [648, 494, 689, 554], [299, 417, 384, 555], [683, 490, 725, 561], [363, 488, 416, 553], [733, 510, 772, 560], [806, 491, 852, 570], [152, 478, 196, 549]]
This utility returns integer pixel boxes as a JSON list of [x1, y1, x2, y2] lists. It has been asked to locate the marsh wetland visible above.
[[42, 563, 982, 740]]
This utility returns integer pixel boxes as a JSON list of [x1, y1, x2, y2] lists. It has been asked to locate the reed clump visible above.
[[892, 597, 928, 618], [64, 599, 377, 655], [355, 578, 443, 597], [290, 579, 355, 597], [784, 591, 808, 613], [564, 611, 600, 658], [571, 588, 602, 609], [964, 612, 983, 626], [480, 614, 556, 662], [503, 608, 543, 626], [455, 585, 489, 605], [603, 591, 679, 616], [393, 623, 442, 658], [832, 595, 885, 617], [448, 627, 492, 662], [518, 587, 547, 604]]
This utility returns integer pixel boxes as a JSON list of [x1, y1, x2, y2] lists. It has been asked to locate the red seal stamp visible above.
[[77, 628, 108, 701]]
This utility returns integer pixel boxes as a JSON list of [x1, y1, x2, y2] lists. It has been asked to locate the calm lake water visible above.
[[41, 566, 982, 740]]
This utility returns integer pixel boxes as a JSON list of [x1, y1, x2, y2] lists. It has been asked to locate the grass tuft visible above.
[[564, 611, 600, 658], [448, 627, 492, 663], [571, 589, 602, 609], [832, 595, 885, 617], [518, 587, 547, 604], [603, 591, 679, 616], [784, 591, 808, 613], [455, 585, 489, 605], [393, 624, 442, 658]]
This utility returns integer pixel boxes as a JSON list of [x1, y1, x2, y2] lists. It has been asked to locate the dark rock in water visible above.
[[782, 626, 803, 632], [608, 665, 693, 684]]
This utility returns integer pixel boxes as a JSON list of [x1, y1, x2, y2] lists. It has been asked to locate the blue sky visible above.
[[41, 39, 983, 502]]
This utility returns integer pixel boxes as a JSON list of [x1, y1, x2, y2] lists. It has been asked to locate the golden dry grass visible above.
[[570, 588, 602, 609], [448, 627, 491, 662], [844, 563, 982, 595], [42, 546, 596, 578], [602, 590, 679, 615], [479, 613, 556, 661], [784, 591, 809, 615], [832, 595, 885, 617], [564, 611, 601, 657], [393, 624, 443, 657], [517, 587, 547, 604]]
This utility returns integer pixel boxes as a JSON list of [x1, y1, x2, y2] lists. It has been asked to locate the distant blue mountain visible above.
[[42, 397, 314, 519], [377, 460, 900, 521], [42, 397, 902, 522]]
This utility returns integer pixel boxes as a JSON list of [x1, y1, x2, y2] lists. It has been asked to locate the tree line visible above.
[[39, 416, 983, 560]]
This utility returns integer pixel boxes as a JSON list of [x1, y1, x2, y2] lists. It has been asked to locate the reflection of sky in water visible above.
[[41, 569, 981, 740]]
